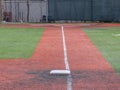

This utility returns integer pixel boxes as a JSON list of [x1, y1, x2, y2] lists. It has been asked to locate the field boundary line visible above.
[[61, 26, 72, 90], [61, 26, 70, 70]]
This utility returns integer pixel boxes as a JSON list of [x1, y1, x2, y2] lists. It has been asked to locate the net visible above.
[[48, 0, 120, 22]]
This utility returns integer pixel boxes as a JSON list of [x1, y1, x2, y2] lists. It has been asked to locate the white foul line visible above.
[[61, 26, 72, 90], [61, 26, 70, 70]]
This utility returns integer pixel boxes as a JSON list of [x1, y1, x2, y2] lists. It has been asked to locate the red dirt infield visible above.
[[0, 23, 120, 90]]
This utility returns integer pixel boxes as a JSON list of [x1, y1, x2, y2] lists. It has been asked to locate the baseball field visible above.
[[0, 23, 120, 90]]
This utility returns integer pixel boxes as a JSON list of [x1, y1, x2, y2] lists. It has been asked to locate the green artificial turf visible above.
[[83, 27, 120, 76], [0, 28, 44, 59]]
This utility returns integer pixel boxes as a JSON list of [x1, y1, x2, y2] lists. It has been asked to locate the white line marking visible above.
[[61, 26, 70, 70], [67, 75, 72, 90], [61, 26, 72, 90]]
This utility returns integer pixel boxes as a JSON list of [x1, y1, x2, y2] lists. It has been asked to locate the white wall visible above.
[[4, 0, 47, 22]]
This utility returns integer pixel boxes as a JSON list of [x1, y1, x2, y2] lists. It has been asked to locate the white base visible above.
[[50, 70, 70, 75]]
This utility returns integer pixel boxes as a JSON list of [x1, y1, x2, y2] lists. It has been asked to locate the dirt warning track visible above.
[[0, 23, 120, 90]]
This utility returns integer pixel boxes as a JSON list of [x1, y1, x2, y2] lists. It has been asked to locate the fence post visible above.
[[46, 0, 48, 22], [91, 0, 93, 21], [0, 0, 4, 22], [27, 0, 30, 22]]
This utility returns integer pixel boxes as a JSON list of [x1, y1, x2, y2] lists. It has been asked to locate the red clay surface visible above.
[[0, 23, 120, 90], [0, 26, 67, 90], [64, 27, 120, 90]]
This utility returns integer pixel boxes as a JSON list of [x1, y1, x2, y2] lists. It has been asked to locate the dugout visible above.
[[48, 0, 120, 22]]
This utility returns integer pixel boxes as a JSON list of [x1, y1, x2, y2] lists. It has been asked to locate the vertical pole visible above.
[[0, 0, 1, 22], [10, 0, 12, 12], [15, 0, 17, 22], [46, 0, 48, 22], [27, 0, 30, 22], [40, 0, 42, 22], [0, 0, 4, 22], [10, 0, 12, 22], [91, 0, 93, 21], [17, 1, 19, 21]]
